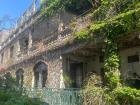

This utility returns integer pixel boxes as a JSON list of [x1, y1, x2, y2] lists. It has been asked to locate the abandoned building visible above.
[[0, 0, 140, 91]]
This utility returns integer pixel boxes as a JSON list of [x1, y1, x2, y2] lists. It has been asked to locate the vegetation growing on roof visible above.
[[76, 8, 140, 39], [41, 0, 94, 17]]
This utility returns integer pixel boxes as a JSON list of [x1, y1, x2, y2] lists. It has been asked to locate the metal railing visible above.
[[26, 88, 83, 105]]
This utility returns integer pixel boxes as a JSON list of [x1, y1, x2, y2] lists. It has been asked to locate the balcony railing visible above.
[[26, 88, 83, 105], [3, 9, 92, 69], [9, 26, 72, 62]]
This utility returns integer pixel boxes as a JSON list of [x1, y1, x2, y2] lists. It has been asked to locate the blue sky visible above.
[[0, 0, 33, 29]]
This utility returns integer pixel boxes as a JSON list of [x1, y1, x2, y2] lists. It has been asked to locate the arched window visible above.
[[33, 61, 48, 88], [16, 69, 24, 87]]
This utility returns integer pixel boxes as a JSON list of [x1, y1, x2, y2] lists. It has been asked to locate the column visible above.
[[58, 22, 64, 39], [60, 66, 65, 88], [16, 40, 21, 60], [28, 29, 33, 53], [32, 74, 35, 89], [60, 56, 65, 88], [38, 71, 43, 88], [17, 41, 21, 53]]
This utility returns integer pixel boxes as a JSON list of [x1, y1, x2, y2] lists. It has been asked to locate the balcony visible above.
[[4, 9, 93, 69], [4, 27, 73, 68]]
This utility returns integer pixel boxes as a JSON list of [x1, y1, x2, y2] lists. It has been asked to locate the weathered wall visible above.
[[120, 47, 140, 80], [3, 9, 140, 89], [7, 49, 63, 89], [87, 55, 104, 75], [0, 11, 75, 66]]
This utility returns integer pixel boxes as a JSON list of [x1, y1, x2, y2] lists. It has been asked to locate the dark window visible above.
[[100, 68, 105, 85], [10, 46, 14, 58], [69, 62, 84, 88], [128, 55, 139, 63], [25, 39, 29, 48], [31, 27, 34, 33], [99, 55, 104, 63], [1, 53, 4, 63], [33, 61, 48, 88], [16, 69, 24, 87]]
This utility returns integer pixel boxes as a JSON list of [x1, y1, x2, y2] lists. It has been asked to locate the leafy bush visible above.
[[0, 74, 42, 105], [65, 0, 93, 14], [0, 89, 42, 105], [41, 0, 93, 17], [114, 87, 140, 105], [83, 74, 140, 105]]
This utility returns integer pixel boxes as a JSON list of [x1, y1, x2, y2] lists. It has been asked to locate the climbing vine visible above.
[[41, 0, 93, 17], [104, 35, 120, 90], [40, 0, 140, 104], [74, 0, 140, 104], [76, 4, 140, 90]]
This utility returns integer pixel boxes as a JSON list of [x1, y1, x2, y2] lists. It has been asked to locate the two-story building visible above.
[[0, 0, 140, 91]]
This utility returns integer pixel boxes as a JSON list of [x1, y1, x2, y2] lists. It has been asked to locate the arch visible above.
[[33, 61, 48, 88], [16, 68, 24, 87]]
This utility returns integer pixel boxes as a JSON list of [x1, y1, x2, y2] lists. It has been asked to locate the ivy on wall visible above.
[[41, 0, 93, 17], [76, 6, 140, 90], [40, 0, 140, 87], [104, 37, 120, 90], [75, 0, 140, 104], [76, 8, 140, 39]]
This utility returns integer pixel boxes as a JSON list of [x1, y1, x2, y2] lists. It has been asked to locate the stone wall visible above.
[[7, 48, 63, 89], [0, 11, 75, 67]]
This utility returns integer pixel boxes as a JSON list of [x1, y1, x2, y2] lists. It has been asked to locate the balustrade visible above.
[[26, 88, 82, 105]]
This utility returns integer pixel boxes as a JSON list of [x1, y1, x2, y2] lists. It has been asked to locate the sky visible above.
[[0, 0, 33, 29]]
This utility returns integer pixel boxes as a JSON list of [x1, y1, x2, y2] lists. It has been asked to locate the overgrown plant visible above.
[[63, 72, 74, 87], [41, 0, 94, 17], [83, 73, 104, 105], [103, 30, 120, 90], [78, 0, 140, 105], [0, 73, 42, 105]]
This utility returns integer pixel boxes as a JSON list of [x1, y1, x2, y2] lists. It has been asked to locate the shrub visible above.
[[0, 89, 42, 105], [0, 74, 42, 105], [114, 87, 140, 105], [83, 73, 140, 105]]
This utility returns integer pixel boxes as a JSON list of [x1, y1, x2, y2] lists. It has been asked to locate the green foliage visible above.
[[41, 0, 46, 5], [41, 0, 64, 17], [65, 0, 92, 14], [63, 73, 74, 87], [114, 87, 140, 105], [90, 0, 140, 22], [0, 75, 42, 105], [75, 28, 90, 39], [76, 8, 140, 40], [81, 1, 140, 105], [76, 1, 140, 90], [41, 0, 94, 18], [83, 73, 140, 105], [83, 73, 105, 105], [104, 38, 120, 90], [0, 89, 42, 105]]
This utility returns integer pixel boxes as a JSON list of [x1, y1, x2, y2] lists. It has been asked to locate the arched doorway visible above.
[[16, 69, 24, 87], [33, 61, 48, 88]]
